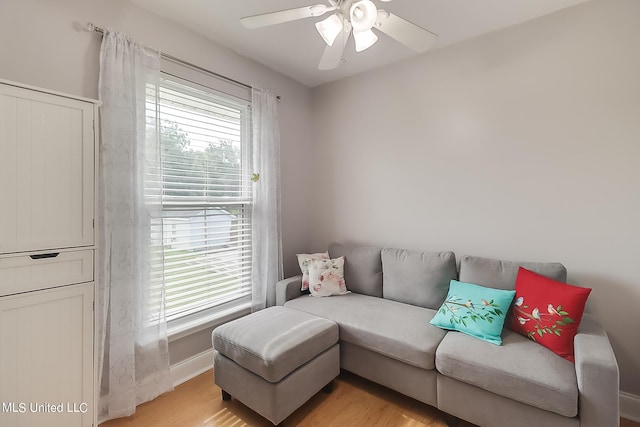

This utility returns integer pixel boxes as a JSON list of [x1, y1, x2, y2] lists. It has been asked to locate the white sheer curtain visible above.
[[251, 88, 283, 311], [97, 30, 172, 422]]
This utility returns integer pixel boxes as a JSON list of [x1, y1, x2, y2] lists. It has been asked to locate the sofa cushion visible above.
[[382, 248, 457, 309], [212, 306, 338, 383], [285, 293, 446, 370], [436, 327, 578, 418], [458, 255, 567, 290], [329, 243, 383, 297]]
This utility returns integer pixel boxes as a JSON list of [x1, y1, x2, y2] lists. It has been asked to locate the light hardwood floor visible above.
[[100, 370, 638, 427]]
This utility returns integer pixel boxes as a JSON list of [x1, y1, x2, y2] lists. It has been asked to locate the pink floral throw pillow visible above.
[[297, 252, 330, 291], [308, 257, 349, 297]]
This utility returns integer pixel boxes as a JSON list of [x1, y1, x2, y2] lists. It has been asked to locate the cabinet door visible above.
[[0, 83, 95, 254], [0, 283, 94, 427]]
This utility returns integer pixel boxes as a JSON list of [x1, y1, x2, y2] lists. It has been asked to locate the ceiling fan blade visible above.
[[318, 39, 346, 70], [374, 11, 437, 53], [318, 24, 349, 70], [241, 4, 336, 29]]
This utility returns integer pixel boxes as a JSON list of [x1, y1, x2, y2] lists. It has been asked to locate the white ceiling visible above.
[[129, 0, 589, 87]]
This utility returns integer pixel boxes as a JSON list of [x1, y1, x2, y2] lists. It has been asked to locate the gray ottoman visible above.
[[212, 306, 340, 426]]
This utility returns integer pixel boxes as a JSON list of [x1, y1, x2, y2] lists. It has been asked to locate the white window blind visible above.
[[147, 75, 252, 322]]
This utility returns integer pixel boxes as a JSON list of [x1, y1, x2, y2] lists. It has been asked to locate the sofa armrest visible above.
[[574, 313, 619, 427], [276, 275, 303, 306]]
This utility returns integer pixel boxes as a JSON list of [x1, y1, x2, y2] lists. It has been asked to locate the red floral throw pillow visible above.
[[510, 267, 591, 362]]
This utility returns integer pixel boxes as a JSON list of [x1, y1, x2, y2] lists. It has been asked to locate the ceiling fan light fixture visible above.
[[353, 28, 378, 52], [350, 0, 377, 32], [315, 13, 344, 46]]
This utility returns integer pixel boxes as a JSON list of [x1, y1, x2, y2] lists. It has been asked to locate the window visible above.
[[147, 74, 252, 323]]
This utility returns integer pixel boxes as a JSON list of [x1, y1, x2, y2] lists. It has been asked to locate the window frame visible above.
[[150, 71, 254, 335]]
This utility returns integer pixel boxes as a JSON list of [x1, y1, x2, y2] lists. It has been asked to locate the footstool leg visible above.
[[322, 381, 333, 394], [221, 389, 231, 401]]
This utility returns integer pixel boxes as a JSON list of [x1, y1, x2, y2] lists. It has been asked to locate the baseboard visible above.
[[169, 348, 214, 388], [621, 392, 640, 422]]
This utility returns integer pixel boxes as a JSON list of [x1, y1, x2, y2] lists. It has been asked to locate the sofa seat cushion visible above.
[[436, 328, 578, 418], [285, 293, 447, 370]]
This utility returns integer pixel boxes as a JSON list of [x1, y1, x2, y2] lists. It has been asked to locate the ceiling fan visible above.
[[240, 0, 438, 70]]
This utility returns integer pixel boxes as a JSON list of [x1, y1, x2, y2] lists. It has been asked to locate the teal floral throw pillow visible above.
[[430, 280, 516, 345]]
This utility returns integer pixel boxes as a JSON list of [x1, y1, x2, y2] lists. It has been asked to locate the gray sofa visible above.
[[276, 243, 620, 427]]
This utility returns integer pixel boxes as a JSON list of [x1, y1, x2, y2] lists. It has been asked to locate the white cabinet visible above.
[[0, 83, 95, 254], [0, 80, 98, 427], [0, 283, 94, 427], [0, 249, 94, 296]]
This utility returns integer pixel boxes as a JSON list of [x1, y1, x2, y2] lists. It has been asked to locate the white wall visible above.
[[0, 0, 314, 362], [311, 0, 640, 396]]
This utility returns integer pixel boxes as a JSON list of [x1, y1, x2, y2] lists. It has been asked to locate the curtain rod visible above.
[[87, 23, 280, 100]]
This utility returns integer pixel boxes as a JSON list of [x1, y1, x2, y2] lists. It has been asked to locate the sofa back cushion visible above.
[[329, 243, 383, 297], [382, 248, 457, 309], [458, 255, 567, 290]]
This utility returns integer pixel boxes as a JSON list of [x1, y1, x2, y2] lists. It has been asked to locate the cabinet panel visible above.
[[0, 282, 94, 427], [0, 83, 95, 254], [0, 250, 94, 296]]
